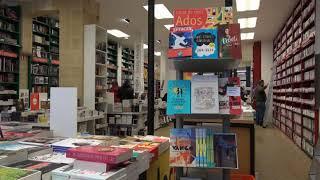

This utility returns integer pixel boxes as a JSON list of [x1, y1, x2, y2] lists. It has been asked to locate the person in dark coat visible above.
[[254, 80, 268, 127], [118, 80, 134, 101]]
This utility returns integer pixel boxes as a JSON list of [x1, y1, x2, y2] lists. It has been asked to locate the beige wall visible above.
[[19, 0, 98, 105]]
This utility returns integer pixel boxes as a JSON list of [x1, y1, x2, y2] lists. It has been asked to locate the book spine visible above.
[[203, 128, 206, 168], [195, 128, 199, 167], [66, 151, 117, 164]]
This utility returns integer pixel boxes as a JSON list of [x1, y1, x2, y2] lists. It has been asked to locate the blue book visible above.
[[192, 28, 218, 59], [166, 80, 191, 115]]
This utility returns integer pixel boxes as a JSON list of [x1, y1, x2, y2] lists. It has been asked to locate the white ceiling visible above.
[[97, 0, 299, 50]]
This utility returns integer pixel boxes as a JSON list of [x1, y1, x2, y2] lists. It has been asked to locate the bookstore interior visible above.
[[0, 0, 318, 179]]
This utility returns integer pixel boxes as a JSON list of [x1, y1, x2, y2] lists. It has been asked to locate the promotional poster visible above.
[[166, 80, 191, 115], [174, 7, 234, 29], [192, 28, 218, 59], [168, 26, 193, 58], [218, 24, 242, 59]]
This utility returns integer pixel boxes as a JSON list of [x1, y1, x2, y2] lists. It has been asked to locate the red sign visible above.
[[174, 7, 233, 29]]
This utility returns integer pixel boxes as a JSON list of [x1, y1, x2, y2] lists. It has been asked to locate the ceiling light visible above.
[[236, 0, 260, 12], [143, 44, 148, 49], [121, 18, 131, 24], [238, 17, 257, 29], [143, 4, 173, 19], [241, 32, 255, 40], [154, 52, 161, 56], [157, 40, 161, 44], [107, 29, 130, 38], [164, 24, 174, 30]]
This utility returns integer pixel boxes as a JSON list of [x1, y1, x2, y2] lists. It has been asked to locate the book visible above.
[[29, 152, 75, 164], [174, 7, 234, 29], [51, 138, 104, 153], [191, 75, 219, 114], [214, 133, 238, 169], [52, 164, 126, 180], [0, 150, 28, 166], [170, 128, 196, 167], [19, 137, 65, 146], [0, 166, 41, 180], [218, 24, 241, 59], [0, 143, 37, 151], [8, 160, 65, 180], [170, 128, 215, 168], [73, 160, 107, 173], [192, 28, 218, 59], [218, 77, 242, 115], [167, 80, 191, 115], [168, 26, 193, 58], [66, 146, 132, 164]]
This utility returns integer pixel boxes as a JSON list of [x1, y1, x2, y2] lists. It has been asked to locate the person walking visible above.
[[254, 80, 268, 127]]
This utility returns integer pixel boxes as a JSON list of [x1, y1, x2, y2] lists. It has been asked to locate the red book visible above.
[[133, 142, 159, 161], [66, 146, 132, 164], [218, 24, 242, 59], [30, 93, 40, 111]]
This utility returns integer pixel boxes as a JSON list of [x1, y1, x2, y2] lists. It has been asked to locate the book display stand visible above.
[[166, 7, 242, 180], [172, 60, 240, 180]]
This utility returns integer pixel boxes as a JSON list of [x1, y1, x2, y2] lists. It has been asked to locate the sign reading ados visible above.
[[174, 7, 233, 29]]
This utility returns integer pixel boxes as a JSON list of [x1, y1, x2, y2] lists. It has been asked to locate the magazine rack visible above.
[[172, 59, 241, 180]]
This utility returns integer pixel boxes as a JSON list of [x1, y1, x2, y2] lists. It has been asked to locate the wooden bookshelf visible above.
[[29, 16, 59, 94], [0, 6, 20, 111], [272, 0, 319, 157]]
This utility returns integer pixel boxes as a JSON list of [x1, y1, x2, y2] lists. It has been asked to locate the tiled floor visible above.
[[255, 126, 312, 180]]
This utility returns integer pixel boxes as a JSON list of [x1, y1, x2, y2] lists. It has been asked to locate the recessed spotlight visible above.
[[121, 18, 131, 24], [107, 29, 130, 38], [164, 24, 174, 30], [236, 0, 260, 12], [143, 4, 173, 19], [143, 44, 148, 49], [238, 17, 257, 29], [241, 32, 255, 40]]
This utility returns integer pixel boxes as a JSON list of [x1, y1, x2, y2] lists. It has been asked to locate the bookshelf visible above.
[[0, 6, 20, 110], [121, 47, 134, 86], [29, 16, 59, 94], [107, 41, 118, 89], [272, 0, 319, 157]]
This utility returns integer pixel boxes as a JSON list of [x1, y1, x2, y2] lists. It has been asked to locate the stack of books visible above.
[[51, 138, 104, 153]]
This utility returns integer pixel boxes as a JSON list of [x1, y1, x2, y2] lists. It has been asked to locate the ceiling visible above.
[[97, 0, 299, 51]]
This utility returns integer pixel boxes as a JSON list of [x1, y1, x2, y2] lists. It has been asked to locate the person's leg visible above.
[[261, 103, 266, 127], [256, 103, 262, 126]]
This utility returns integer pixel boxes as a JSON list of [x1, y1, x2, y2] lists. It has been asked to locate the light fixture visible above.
[[236, 0, 260, 12], [241, 32, 255, 40], [143, 44, 148, 49], [238, 17, 257, 29], [107, 29, 130, 38], [120, 18, 131, 24], [154, 52, 161, 56], [157, 40, 161, 44], [164, 24, 174, 30], [143, 4, 173, 19]]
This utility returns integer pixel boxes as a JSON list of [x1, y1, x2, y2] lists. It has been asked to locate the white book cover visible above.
[[51, 138, 103, 148], [191, 75, 219, 114]]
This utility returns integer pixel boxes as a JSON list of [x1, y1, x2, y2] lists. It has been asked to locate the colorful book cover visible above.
[[166, 80, 191, 115], [66, 146, 133, 164], [8, 160, 65, 175], [192, 28, 218, 59], [30, 93, 40, 111], [0, 166, 41, 180], [214, 133, 238, 169], [168, 26, 193, 58], [170, 128, 196, 167], [191, 75, 219, 114], [174, 7, 234, 29], [218, 77, 242, 115], [218, 24, 241, 59], [222, 7, 233, 24]]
